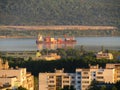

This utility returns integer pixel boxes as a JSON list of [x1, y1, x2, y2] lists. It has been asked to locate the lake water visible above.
[[0, 37, 120, 51]]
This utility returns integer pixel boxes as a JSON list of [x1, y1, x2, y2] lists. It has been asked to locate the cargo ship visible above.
[[36, 34, 76, 44]]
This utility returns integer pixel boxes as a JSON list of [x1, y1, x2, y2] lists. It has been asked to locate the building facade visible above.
[[0, 58, 34, 90], [75, 65, 115, 90], [39, 64, 120, 90], [35, 53, 61, 61], [96, 51, 113, 60], [39, 68, 75, 90]]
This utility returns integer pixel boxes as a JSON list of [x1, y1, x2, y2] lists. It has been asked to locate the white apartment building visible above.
[[39, 64, 120, 90], [0, 58, 34, 90], [75, 65, 115, 90], [39, 68, 75, 90]]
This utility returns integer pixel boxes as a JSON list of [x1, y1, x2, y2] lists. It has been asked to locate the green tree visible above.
[[88, 80, 99, 90], [0, 0, 119, 26], [112, 86, 117, 90], [115, 81, 120, 90], [100, 86, 106, 90], [17, 86, 27, 90], [34, 77, 39, 90], [61, 85, 75, 90]]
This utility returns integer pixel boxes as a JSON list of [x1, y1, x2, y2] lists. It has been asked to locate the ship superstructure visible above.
[[36, 34, 76, 44]]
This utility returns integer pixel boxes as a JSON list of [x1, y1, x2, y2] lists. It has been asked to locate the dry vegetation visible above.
[[0, 25, 117, 31]]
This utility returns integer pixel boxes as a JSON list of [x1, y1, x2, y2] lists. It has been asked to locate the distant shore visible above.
[[0, 25, 117, 30], [0, 36, 35, 39], [0, 35, 119, 39], [0, 25, 119, 39]]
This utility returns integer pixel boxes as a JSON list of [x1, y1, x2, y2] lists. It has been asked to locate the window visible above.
[[72, 76, 75, 79], [77, 81, 81, 83], [77, 72, 81, 75], [82, 81, 89, 83], [63, 81, 69, 83], [64, 76, 69, 78], [72, 81, 75, 84], [97, 76, 103, 79], [97, 72, 103, 74], [77, 76, 81, 79], [49, 76, 54, 78], [83, 72, 88, 74], [82, 77, 89, 79], [48, 85, 55, 87], [49, 80, 54, 83]]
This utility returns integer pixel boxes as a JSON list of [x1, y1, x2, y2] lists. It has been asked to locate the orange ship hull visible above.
[[36, 40, 76, 44]]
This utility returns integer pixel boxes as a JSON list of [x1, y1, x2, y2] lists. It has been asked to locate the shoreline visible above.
[[0, 35, 119, 39], [0, 36, 35, 39], [0, 25, 117, 30]]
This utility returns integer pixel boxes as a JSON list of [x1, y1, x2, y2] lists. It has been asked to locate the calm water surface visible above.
[[0, 37, 119, 51]]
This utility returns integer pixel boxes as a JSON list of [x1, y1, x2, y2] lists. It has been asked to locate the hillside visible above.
[[0, 0, 120, 26]]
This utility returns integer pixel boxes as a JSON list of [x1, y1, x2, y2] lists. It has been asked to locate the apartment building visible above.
[[35, 52, 61, 61], [39, 64, 120, 90], [106, 63, 120, 82], [0, 58, 9, 70], [0, 58, 34, 90], [75, 65, 115, 90], [96, 51, 113, 60], [39, 68, 75, 90]]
